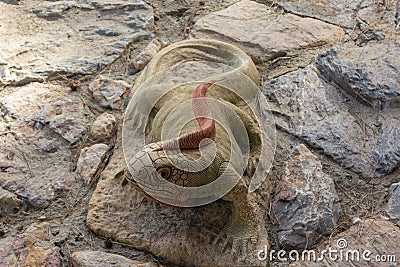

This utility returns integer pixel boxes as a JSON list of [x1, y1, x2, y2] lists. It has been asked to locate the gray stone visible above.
[[274, 144, 340, 249], [355, 18, 386, 45], [86, 144, 268, 267], [315, 43, 400, 109], [190, 0, 344, 63], [0, 187, 21, 213], [32, 136, 60, 153], [95, 26, 122, 37], [387, 182, 400, 226], [0, 0, 153, 85], [35, 98, 86, 144], [289, 219, 400, 266], [70, 251, 159, 267], [49, 117, 86, 144], [89, 76, 131, 110], [32, 1, 81, 18], [263, 43, 400, 178], [0, 83, 77, 208], [126, 12, 154, 31], [90, 113, 116, 139], [76, 143, 109, 186], [0, 0, 20, 5], [277, 0, 397, 29], [0, 222, 62, 266]]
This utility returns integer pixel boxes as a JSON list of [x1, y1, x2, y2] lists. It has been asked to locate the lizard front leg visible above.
[[214, 165, 268, 261]]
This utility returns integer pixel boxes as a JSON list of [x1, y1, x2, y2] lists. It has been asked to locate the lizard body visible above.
[[122, 39, 270, 258]]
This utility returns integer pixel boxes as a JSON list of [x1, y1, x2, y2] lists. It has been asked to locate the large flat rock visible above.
[[0, 0, 153, 85], [0, 82, 84, 207], [190, 0, 344, 63], [87, 143, 269, 267], [263, 42, 400, 178], [277, 0, 397, 29], [315, 42, 400, 109]]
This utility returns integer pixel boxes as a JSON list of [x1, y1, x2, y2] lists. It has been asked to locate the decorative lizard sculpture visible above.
[[122, 39, 273, 259]]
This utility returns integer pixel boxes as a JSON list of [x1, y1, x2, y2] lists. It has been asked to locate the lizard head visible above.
[[126, 141, 223, 193]]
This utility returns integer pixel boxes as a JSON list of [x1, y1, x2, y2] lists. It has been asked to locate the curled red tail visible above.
[[162, 81, 216, 150]]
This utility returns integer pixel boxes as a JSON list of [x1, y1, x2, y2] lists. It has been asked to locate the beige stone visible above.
[[86, 144, 269, 267], [191, 0, 344, 63], [71, 251, 159, 267], [76, 143, 109, 185], [0, 187, 22, 212], [289, 219, 400, 266], [89, 76, 131, 110], [91, 113, 116, 139], [132, 38, 169, 70], [0, 83, 78, 208], [0, 222, 62, 267]]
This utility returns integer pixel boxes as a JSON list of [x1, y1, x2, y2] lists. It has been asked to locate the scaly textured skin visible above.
[[123, 39, 266, 259]]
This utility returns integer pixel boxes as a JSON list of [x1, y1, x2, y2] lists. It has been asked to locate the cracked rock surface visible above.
[[86, 144, 268, 267], [0, 82, 79, 208], [191, 0, 344, 63], [274, 145, 340, 249], [263, 42, 400, 179], [0, 0, 399, 266], [0, 0, 154, 85]]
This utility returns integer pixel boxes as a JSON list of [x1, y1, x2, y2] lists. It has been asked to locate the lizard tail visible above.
[[162, 81, 218, 150]]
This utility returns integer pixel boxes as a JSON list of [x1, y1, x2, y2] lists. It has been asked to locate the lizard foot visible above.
[[213, 218, 258, 261]]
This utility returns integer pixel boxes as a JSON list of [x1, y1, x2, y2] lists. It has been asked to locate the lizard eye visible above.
[[157, 167, 171, 179]]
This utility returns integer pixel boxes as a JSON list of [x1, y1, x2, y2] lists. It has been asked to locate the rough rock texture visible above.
[[71, 251, 159, 267], [274, 144, 340, 249], [315, 43, 400, 109], [289, 219, 400, 266], [0, 222, 62, 267], [35, 98, 86, 144], [263, 42, 400, 178], [191, 0, 344, 63], [387, 182, 400, 226], [0, 187, 22, 213], [1, 0, 399, 265], [132, 38, 169, 70], [0, 83, 78, 208], [0, 0, 154, 85], [89, 76, 131, 110], [87, 144, 268, 267], [76, 143, 109, 185], [91, 113, 116, 139], [277, 0, 397, 29]]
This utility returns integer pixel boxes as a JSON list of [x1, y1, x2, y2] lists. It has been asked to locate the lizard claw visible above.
[[213, 221, 258, 261]]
